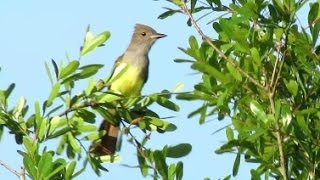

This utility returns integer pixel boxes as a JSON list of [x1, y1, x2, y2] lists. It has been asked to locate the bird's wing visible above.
[[105, 55, 129, 86]]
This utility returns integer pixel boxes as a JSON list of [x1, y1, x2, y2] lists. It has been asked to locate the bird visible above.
[[90, 24, 166, 155]]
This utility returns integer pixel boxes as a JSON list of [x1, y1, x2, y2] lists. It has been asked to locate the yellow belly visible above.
[[110, 65, 145, 96]]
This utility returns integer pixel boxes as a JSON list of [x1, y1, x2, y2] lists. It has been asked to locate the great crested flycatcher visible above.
[[90, 24, 166, 155]]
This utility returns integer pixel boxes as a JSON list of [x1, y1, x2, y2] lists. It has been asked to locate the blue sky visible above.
[[0, 0, 311, 179]]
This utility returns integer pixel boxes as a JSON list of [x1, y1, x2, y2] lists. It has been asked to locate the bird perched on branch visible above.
[[90, 24, 166, 155]]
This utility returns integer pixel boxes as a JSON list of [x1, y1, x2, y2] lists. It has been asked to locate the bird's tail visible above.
[[90, 120, 119, 155]]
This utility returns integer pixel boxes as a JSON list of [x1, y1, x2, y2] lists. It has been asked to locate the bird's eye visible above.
[[141, 32, 146, 36]]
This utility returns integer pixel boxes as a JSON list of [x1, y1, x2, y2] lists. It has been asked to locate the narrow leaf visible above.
[[81, 31, 110, 56], [59, 61, 80, 79]]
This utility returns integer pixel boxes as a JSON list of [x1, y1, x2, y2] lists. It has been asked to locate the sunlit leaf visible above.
[[67, 133, 81, 153], [38, 152, 53, 177], [81, 31, 110, 56], [47, 83, 60, 107], [59, 60, 80, 79]]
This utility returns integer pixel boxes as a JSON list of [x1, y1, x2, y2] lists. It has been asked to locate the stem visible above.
[[268, 27, 290, 180], [180, 0, 288, 178], [0, 160, 21, 177], [268, 94, 287, 180], [19, 167, 26, 180], [180, 1, 266, 91]]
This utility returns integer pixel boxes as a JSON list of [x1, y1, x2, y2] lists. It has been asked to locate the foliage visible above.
[[0, 27, 190, 179], [160, 0, 320, 179], [2, 0, 320, 179]]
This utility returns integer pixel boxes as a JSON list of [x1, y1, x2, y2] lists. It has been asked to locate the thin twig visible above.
[[0, 160, 20, 177], [180, 1, 267, 91], [267, 22, 289, 180], [272, 59, 284, 96], [268, 93, 287, 180], [270, 52, 280, 87], [120, 121, 158, 172], [58, 101, 96, 117]]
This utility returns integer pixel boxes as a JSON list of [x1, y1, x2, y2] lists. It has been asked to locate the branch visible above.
[[180, 1, 266, 91], [19, 167, 26, 180], [120, 121, 158, 172], [267, 27, 289, 180], [268, 93, 287, 180], [0, 160, 21, 177], [58, 101, 97, 117]]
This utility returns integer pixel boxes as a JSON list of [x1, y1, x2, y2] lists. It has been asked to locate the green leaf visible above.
[[160, 121, 177, 132], [48, 116, 61, 135], [226, 127, 234, 141], [67, 133, 81, 153], [173, 59, 194, 63], [13, 97, 26, 119], [158, 8, 180, 19], [275, 99, 281, 121], [153, 150, 168, 178], [308, 3, 319, 28], [37, 118, 47, 141], [152, 95, 180, 112], [189, 36, 199, 50], [38, 152, 53, 178], [23, 136, 36, 154], [297, 115, 310, 135], [4, 83, 15, 99], [81, 31, 110, 56], [76, 109, 96, 123], [51, 59, 59, 80], [77, 124, 96, 132], [81, 131, 105, 141], [46, 159, 67, 179], [199, 103, 207, 124], [49, 126, 71, 139], [166, 143, 192, 158], [137, 149, 148, 177], [97, 92, 122, 103], [65, 161, 76, 180], [191, 0, 197, 12], [176, 161, 183, 180], [172, 0, 182, 6], [250, 101, 267, 123], [34, 101, 41, 122], [23, 155, 37, 178], [226, 62, 242, 81], [85, 77, 96, 96], [250, 47, 261, 66], [173, 82, 184, 92], [56, 135, 67, 154], [78, 64, 104, 78], [59, 60, 80, 79], [47, 83, 60, 107], [168, 164, 176, 180], [45, 105, 63, 117], [45, 61, 54, 85], [98, 154, 122, 163], [192, 62, 228, 82], [285, 79, 298, 96], [232, 153, 241, 176]]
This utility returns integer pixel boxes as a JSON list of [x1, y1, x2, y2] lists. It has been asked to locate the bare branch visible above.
[[0, 160, 20, 177]]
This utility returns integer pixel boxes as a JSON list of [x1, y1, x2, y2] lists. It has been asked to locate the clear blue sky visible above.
[[0, 1, 310, 179]]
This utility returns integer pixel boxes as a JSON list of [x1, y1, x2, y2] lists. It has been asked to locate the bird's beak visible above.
[[151, 33, 167, 39]]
